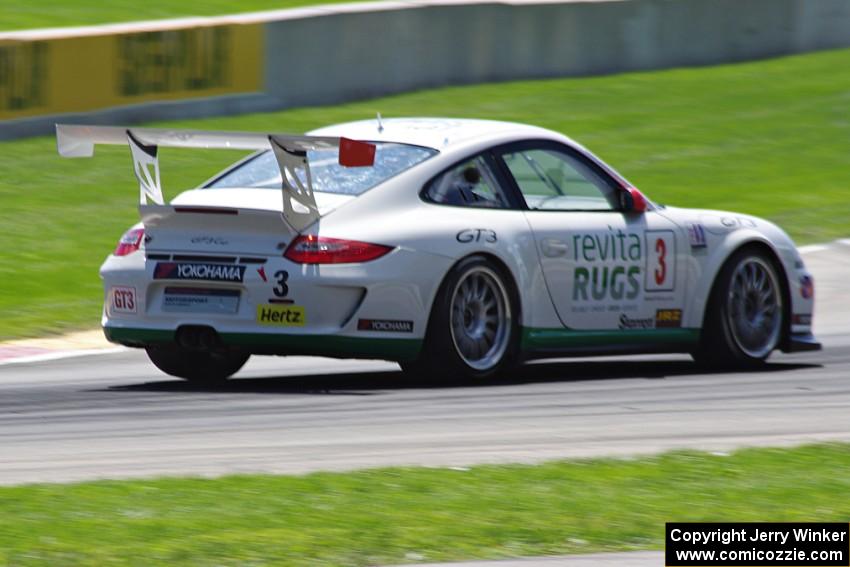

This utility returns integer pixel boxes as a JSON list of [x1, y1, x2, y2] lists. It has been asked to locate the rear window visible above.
[[206, 143, 437, 196]]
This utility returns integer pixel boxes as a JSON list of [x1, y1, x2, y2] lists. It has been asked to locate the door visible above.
[[497, 142, 687, 332]]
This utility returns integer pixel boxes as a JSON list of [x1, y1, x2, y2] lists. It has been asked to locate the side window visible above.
[[424, 155, 509, 209], [501, 148, 617, 211]]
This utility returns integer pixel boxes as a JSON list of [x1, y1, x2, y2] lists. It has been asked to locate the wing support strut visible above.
[[269, 135, 319, 232], [127, 130, 164, 205]]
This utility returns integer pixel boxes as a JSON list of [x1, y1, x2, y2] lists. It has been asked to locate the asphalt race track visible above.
[[1, 243, 849, 485]]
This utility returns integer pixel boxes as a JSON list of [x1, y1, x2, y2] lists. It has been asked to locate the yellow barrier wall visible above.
[[0, 24, 263, 121]]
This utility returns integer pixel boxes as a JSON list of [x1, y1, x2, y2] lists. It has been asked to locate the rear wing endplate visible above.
[[56, 124, 350, 232]]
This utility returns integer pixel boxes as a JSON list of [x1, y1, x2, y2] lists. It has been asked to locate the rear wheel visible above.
[[694, 248, 784, 368], [145, 346, 249, 383], [402, 256, 519, 381]]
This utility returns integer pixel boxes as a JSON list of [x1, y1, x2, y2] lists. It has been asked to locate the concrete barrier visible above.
[[1, 0, 849, 139]]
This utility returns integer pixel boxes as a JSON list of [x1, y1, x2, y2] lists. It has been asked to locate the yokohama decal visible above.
[[357, 319, 414, 333], [154, 262, 246, 282]]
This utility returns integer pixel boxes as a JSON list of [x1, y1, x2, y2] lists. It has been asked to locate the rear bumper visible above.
[[783, 332, 822, 353], [103, 325, 422, 362]]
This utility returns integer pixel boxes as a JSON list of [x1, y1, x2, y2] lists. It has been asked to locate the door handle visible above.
[[541, 238, 568, 257]]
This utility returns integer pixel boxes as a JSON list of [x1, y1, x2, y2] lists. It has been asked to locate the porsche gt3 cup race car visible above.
[[56, 118, 820, 382]]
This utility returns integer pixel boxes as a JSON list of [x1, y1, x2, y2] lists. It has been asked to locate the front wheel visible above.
[[402, 256, 519, 381], [694, 248, 785, 368], [145, 346, 249, 383]]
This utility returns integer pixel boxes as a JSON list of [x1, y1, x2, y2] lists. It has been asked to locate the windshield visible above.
[[206, 143, 437, 196]]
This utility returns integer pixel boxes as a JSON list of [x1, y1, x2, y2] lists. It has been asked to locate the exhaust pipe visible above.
[[176, 325, 220, 351]]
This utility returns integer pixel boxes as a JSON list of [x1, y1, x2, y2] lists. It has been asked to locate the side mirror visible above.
[[620, 187, 647, 213]]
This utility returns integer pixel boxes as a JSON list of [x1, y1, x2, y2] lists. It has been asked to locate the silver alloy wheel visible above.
[[449, 266, 511, 371], [726, 256, 783, 359]]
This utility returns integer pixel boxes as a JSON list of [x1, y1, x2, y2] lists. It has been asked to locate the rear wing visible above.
[[55, 124, 373, 232]]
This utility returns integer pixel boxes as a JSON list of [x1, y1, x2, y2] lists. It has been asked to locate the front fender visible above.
[[685, 229, 780, 330]]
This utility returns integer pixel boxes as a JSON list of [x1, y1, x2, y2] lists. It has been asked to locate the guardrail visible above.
[[1, 0, 849, 139]]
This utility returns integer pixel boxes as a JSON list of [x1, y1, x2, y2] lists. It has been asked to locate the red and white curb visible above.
[[0, 330, 124, 367]]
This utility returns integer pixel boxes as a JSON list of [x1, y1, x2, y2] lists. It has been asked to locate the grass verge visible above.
[[1, 444, 850, 565], [2, 0, 380, 31], [1, 48, 849, 339]]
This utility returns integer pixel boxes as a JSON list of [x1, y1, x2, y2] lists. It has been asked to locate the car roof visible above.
[[307, 117, 566, 151]]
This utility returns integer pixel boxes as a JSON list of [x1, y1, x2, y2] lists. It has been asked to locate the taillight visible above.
[[114, 228, 144, 257], [284, 235, 393, 264]]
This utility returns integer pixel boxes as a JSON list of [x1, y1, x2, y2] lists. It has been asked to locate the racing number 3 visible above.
[[645, 231, 675, 292], [273, 270, 289, 297], [654, 238, 666, 286]]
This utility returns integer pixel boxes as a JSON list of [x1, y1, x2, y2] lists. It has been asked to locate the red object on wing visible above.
[[338, 137, 376, 167]]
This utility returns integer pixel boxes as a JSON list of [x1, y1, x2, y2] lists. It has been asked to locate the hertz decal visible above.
[[257, 305, 306, 327], [0, 24, 263, 121]]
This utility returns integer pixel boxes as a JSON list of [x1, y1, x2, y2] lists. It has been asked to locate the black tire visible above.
[[693, 247, 785, 368], [145, 346, 249, 383], [401, 255, 520, 381]]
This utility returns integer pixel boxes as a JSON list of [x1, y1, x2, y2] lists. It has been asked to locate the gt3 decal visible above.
[[257, 304, 305, 326], [154, 262, 246, 282], [357, 319, 414, 333], [110, 286, 137, 314], [457, 229, 497, 243]]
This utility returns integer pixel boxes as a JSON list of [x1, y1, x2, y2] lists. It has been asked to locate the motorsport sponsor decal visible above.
[[618, 309, 683, 330], [257, 266, 268, 282], [190, 236, 229, 245], [154, 262, 246, 282], [571, 228, 643, 302], [571, 228, 677, 298], [687, 222, 707, 248], [655, 308, 682, 328], [162, 287, 240, 314], [357, 319, 414, 333], [618, 313, 654, 329], [457, 229, 497, 243], [109, 286, 137, 314], [257, 304, 305, 326]]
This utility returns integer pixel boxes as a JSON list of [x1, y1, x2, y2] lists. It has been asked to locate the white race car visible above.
[[57, 118, 820, 382]]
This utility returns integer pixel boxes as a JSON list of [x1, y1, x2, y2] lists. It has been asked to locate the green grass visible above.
[[1, 444, 850, 565], [1, 0, 378, 31], [1, 48, 849, 339]]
